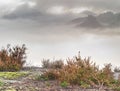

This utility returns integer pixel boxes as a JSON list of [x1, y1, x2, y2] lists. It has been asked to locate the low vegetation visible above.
[[0, 44, 120, 90], [0, 81, 4, 87], [41, 59, 64, 69], [0, 44, 27, 71], [41, 52, 120, 90], [114, 66, 120, 72], [60, 81, 68, 88], [0, 72, 29, 80]]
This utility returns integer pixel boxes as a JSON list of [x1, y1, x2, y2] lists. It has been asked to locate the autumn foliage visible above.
[[0, 44, 26, 71], [41, 52, 116, 89]]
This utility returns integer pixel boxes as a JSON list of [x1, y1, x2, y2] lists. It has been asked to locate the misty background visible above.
[[0, 0, 120, 67]]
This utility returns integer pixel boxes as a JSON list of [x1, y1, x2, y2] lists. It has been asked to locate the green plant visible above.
[[114, 87, 120, 91], [0, 81, 4, 86], [0, 72, 28, 80], [35, 75, 48, 81], [80, 81, 90, 88], [60, 81, 68, 88]]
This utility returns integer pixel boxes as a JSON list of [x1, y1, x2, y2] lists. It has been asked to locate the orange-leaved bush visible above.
[[41, 52, 115, 89], [0, 44, 27, 71]]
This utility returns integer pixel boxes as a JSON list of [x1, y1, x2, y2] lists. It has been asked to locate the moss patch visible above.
[[0, 72, 29, 80]]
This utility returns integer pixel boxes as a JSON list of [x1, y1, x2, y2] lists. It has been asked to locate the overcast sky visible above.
[[0, 0, 120, 67]]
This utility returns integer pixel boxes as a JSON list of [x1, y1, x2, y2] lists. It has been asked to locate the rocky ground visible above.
[[0, 67, 114, 91]]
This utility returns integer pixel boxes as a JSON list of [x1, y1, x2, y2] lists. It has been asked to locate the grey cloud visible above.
[[2, 0, 120, 24], [1, 0, 120, 35], [2, 0, 120, 19], [70, 11, 120, 29], [2, 2, 74, 25], [35, 0, 120, 12], [2, 4, 41, 20], [76, 15, 103, 29]]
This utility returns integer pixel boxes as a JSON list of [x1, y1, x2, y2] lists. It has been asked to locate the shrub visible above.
[[35, 75, 48, 81], [114, 66, 120, 72], [41, 59, 50, 68], [0, 44, 27, 71], [58, 56, 99, 86], [41, 59, 64, 69], [50, 60, 64, 69], [43, 69, 59, 80], [42, 52, 115, 89]]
